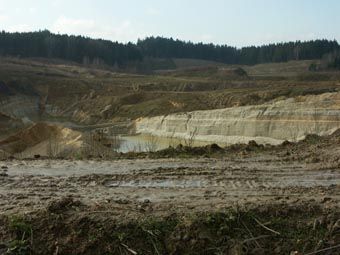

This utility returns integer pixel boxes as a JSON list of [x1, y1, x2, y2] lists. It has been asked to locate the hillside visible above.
[[0, 57, 339, 130]]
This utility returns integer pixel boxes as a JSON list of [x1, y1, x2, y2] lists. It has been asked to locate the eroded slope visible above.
[[136, 92, 340, 144]]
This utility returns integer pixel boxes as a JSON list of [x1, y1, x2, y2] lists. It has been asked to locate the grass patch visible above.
[[5, 216, 32, 255]]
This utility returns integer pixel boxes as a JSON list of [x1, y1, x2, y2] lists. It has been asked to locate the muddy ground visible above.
[[0, 134, 340, 254], [0, 155, 339, 216]]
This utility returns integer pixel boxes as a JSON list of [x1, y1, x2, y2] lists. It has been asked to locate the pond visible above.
[[116, 134, 223, 153]]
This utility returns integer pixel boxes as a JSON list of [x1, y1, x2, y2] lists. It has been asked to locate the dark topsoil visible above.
[[0, 199, 339, 255]]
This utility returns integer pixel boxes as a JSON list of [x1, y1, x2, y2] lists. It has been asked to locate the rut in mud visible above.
[[0, 154, 339, 215]]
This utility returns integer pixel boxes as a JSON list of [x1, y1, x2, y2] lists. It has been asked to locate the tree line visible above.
[[0, 30, 142, 66], [138, 37, 340, 65], [0, 30, 339, 67]]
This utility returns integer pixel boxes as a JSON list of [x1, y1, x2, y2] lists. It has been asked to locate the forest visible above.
[[0, 30, 339, 67]]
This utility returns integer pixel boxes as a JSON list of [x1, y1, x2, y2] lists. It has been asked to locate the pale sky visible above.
[[0, 0, 339, 47]]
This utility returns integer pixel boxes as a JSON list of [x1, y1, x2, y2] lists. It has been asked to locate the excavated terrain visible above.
[[0, 57, 339, 128], [0, 57, 340, 254], [135, 92, 340, 145]]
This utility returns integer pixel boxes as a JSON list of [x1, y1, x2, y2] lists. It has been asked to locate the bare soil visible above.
[[0, 155, 339, 216], [0, 135, 340, 254]]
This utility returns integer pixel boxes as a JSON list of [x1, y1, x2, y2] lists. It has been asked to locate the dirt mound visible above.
[[0, 122, 82, 157]]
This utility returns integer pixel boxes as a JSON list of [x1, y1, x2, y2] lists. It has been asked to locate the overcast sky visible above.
[[0, 0, 339, 47]]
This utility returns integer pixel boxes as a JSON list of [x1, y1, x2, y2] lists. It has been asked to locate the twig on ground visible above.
[[121, 243, 138, 255], [252, 216, 281, 235], [241, 220, 261, 248], [242, 235, 271, 244]]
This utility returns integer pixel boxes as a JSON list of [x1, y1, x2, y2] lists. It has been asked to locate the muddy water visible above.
[[117, 134, 223, 153], [45, 120, 224, 153]]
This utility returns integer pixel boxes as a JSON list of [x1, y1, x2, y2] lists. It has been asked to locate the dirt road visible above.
[[1, 155, 339, 216]]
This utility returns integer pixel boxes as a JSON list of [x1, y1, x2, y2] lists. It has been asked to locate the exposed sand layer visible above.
[[0, 123, 82, 157], [136, 92, 340, 145]]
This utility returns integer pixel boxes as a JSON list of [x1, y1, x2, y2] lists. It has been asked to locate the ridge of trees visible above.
[[0, 30, 142, 66], [138, 37, 339, 65], [0, 30, 339, 67]]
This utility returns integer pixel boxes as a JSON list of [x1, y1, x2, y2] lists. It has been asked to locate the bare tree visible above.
[[145, 135, 159, 152], [184, 128, 198, 147], [47, 134, 61, 158]]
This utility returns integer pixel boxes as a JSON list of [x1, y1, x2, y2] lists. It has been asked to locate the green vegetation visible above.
[[0, 31, 339, 69], [309, 50, 340, 71], [0, 30, 142, 67], [325, 50, 340, 69], [138, 37, 339, 65], [5, 216, 32, 255]]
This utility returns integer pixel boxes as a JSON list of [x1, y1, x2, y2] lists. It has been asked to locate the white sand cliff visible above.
[[135, 92, 340, 145]]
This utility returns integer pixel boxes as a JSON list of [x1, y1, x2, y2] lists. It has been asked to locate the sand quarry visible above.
[[0, 58, 340, 254]]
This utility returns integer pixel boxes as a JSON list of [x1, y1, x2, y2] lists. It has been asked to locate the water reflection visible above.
[[116, 134, 220, 153]]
